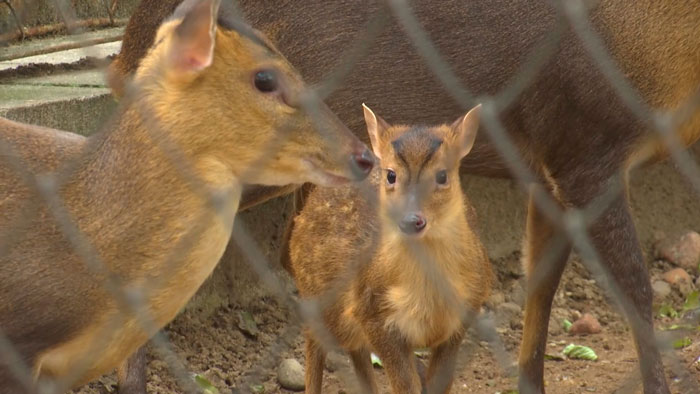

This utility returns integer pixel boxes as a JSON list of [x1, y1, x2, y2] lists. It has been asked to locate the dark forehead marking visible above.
[[390, 126, 443, 182], [417, 138, 443, 179], [391, 139, 412, 182]]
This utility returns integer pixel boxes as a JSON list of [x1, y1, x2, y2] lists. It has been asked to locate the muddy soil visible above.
[[74, 249, 700, 394]]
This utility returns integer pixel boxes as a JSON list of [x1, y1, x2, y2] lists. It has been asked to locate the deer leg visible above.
[[365, 324, 421, 394], [304, 334, 326, 394], [574, 193, 668, 394], [117, 345, 147, 394], [425, 331, 463, 394], [349, 348, 379, 394], [518, 189, 571, 394]]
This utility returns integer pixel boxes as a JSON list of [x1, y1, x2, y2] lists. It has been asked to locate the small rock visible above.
[[662, 268, 692, 287], [652, 280, 671, 299], [495, 302, 522, 329], [658, 231, 700, 272], [325, 351, 349, 373], [509, 281, 526, 307], [277, 359, 305, 391], [569, 313, 602, 335]]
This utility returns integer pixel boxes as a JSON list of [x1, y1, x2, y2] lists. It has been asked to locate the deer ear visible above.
[[448, 104, 481, 160], [166, 0, 221, 73], [362, 103, 390, 160]]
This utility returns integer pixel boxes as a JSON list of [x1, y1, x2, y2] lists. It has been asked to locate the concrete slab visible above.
[[1, 27, 124, 61], [7, 70, 107, 87], [0, 41, 121, 71], [0, 84, 109, 110]]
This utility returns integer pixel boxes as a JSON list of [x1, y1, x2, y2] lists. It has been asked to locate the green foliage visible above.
[[193, 375, 220, 394], [657, 304, 678, 318], [562, 343, 598, 361]]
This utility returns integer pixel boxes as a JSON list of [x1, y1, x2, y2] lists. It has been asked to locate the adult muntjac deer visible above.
[[0, 0, 374, 392], [109, 1, 700, 393], [288, 104, 492, 393]]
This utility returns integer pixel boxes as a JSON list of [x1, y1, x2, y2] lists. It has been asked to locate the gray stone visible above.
[[277, 358, 305, 391], [652, 280, 671, 299], [496, 302, 522, 329]]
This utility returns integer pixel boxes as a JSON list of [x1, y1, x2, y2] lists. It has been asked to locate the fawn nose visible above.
[[399, 213, 427, 235], [349, 148, 375, 180]]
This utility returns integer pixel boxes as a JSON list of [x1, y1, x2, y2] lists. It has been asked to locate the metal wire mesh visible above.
[[1, 0, 699, 393]]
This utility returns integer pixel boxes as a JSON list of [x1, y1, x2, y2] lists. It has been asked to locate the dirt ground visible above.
[[73, 247, 700, 394]]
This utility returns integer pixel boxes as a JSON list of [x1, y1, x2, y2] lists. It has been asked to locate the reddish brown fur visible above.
[[110, 1, 700, 393], [288, 107, 492, 393], [0, 1, 372, 392]]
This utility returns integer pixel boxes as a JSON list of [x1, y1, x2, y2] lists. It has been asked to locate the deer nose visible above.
[[399, 213, 427, 235], [349, 148, 375, 180]]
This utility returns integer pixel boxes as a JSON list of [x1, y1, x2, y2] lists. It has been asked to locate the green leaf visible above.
[[657, 304, 678, 318], [370, 353, 383, 368], [661, 323, 695, 331], [237, 311, 259, 338], [544, 353, 565, 361], [562, 344, 598, 361], [249, 384, 265, 393], [562, 319, 573, 332], [682, 290, 700, 313], [413, 348, 430, 359], [672, 337, 692, 349], [193, 375, 220, 394]]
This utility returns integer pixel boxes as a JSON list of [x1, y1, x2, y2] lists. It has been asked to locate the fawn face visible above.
[[363, 104, 481, 238], [132, 0, 373, 187]]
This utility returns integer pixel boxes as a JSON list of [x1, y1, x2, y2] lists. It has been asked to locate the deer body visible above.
[[110, 1, 700, 393], [0, 1, 373, 392], [288, 106, 492, 393]]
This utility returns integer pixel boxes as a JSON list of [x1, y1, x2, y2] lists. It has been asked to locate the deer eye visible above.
[[436, 170, 448, 185], [253, 70, 278, 93], [386, 169, 397, 185]]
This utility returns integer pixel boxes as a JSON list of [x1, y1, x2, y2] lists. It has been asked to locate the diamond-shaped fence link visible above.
[[1, 0, 699, 393]]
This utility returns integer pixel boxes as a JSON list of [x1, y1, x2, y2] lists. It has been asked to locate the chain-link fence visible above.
[[1, 0, 700, 393]]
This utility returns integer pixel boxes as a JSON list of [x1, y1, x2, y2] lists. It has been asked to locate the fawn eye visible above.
[[254, 70, 278, 93], [436, 170, 448, 185], [386, 169, 397, 185]]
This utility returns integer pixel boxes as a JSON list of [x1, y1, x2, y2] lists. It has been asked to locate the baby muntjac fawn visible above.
[[0, 0, 373, 392], [287, 104, 492, 394]]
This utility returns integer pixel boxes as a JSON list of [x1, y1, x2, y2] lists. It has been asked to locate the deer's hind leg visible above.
[[304, 334, 326, 394], [349, 348, 379, 394]]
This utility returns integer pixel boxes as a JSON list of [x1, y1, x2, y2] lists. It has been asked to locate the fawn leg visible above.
[[425, 332, 463, 394], [349, 348, 379, 394], [117, 345, 147, 394], [574, 193, 669, 394], [304, 334, 326, 394], [366, 324, 421, 394], [518, 189, 571, 394]]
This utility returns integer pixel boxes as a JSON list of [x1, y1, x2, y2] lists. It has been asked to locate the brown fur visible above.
[[288, 107, 492, 393], [110, 1, 700, 393], [0, 1, 372, 392]]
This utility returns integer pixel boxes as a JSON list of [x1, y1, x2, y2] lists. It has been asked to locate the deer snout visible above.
[[399, 212, 427, 235], [349, 147, 375, 180]]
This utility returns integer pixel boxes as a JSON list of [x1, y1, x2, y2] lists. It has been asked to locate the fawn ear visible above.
[[448, 104, 481, 161], [166, 0, 221, 73], [363, 103, 390, 160]]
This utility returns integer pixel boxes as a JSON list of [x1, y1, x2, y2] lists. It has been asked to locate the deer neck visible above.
[[65, 105, 241, 280]]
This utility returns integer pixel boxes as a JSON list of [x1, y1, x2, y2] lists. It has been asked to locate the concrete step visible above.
[[0, 29, 120, 135]]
